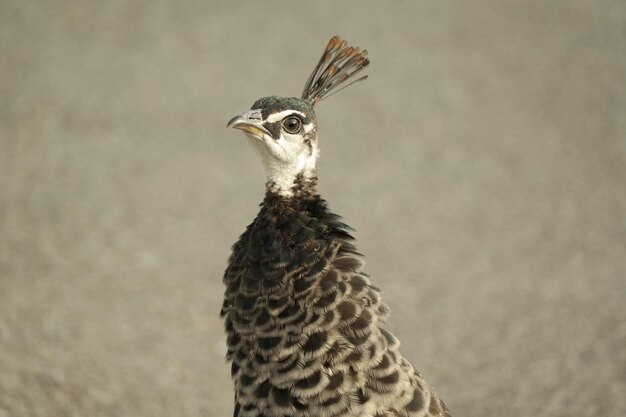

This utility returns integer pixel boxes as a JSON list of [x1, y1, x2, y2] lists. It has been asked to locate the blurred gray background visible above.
[[1, 1, 625, 416]]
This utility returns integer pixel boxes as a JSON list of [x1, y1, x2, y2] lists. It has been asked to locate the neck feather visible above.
[[266, 173, 318, 198]]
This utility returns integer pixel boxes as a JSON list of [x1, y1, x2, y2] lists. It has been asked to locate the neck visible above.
[[254, 137, 320, 198], [266, 172, 318, 199], [260, 148, 318, 197]]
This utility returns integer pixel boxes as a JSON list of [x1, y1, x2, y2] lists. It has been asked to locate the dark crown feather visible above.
[[301, 36, 370, 105]]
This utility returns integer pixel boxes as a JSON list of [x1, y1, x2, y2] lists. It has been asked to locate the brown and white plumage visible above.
[[223, 36, 450, 417]]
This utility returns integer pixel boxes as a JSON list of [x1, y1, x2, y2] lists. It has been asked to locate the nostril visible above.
[[247, 110, 262, 121]]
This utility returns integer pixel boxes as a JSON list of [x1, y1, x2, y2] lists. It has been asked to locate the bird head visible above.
[[227, 36, 369, 197], [227, 96, 319, 196]]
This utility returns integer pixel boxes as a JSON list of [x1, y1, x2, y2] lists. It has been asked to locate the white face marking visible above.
[[265, 109, 306, 124]]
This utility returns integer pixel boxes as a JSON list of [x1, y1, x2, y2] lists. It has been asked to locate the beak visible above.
[[226, 110, 270, 140]]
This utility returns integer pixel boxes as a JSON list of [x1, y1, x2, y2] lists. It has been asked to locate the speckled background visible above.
[[1, 1, 625, 416]]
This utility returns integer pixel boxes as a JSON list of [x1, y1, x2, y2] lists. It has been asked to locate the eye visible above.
[[282, 116, 302, 134]]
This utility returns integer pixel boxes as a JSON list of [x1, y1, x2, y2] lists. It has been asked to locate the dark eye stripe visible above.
[[261, 113, 311, 140], [262, 122, 281, 140]]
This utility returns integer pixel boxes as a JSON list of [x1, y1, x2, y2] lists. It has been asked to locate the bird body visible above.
[[223, 36, 450, 417]]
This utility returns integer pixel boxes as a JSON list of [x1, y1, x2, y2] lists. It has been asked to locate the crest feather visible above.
[[301, 36, 370, 105]]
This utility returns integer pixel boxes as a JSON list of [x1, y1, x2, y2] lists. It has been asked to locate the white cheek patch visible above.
[[251, 137, 319, 197], [265, 110, 307, 124], [303, 123, 314, 133]]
